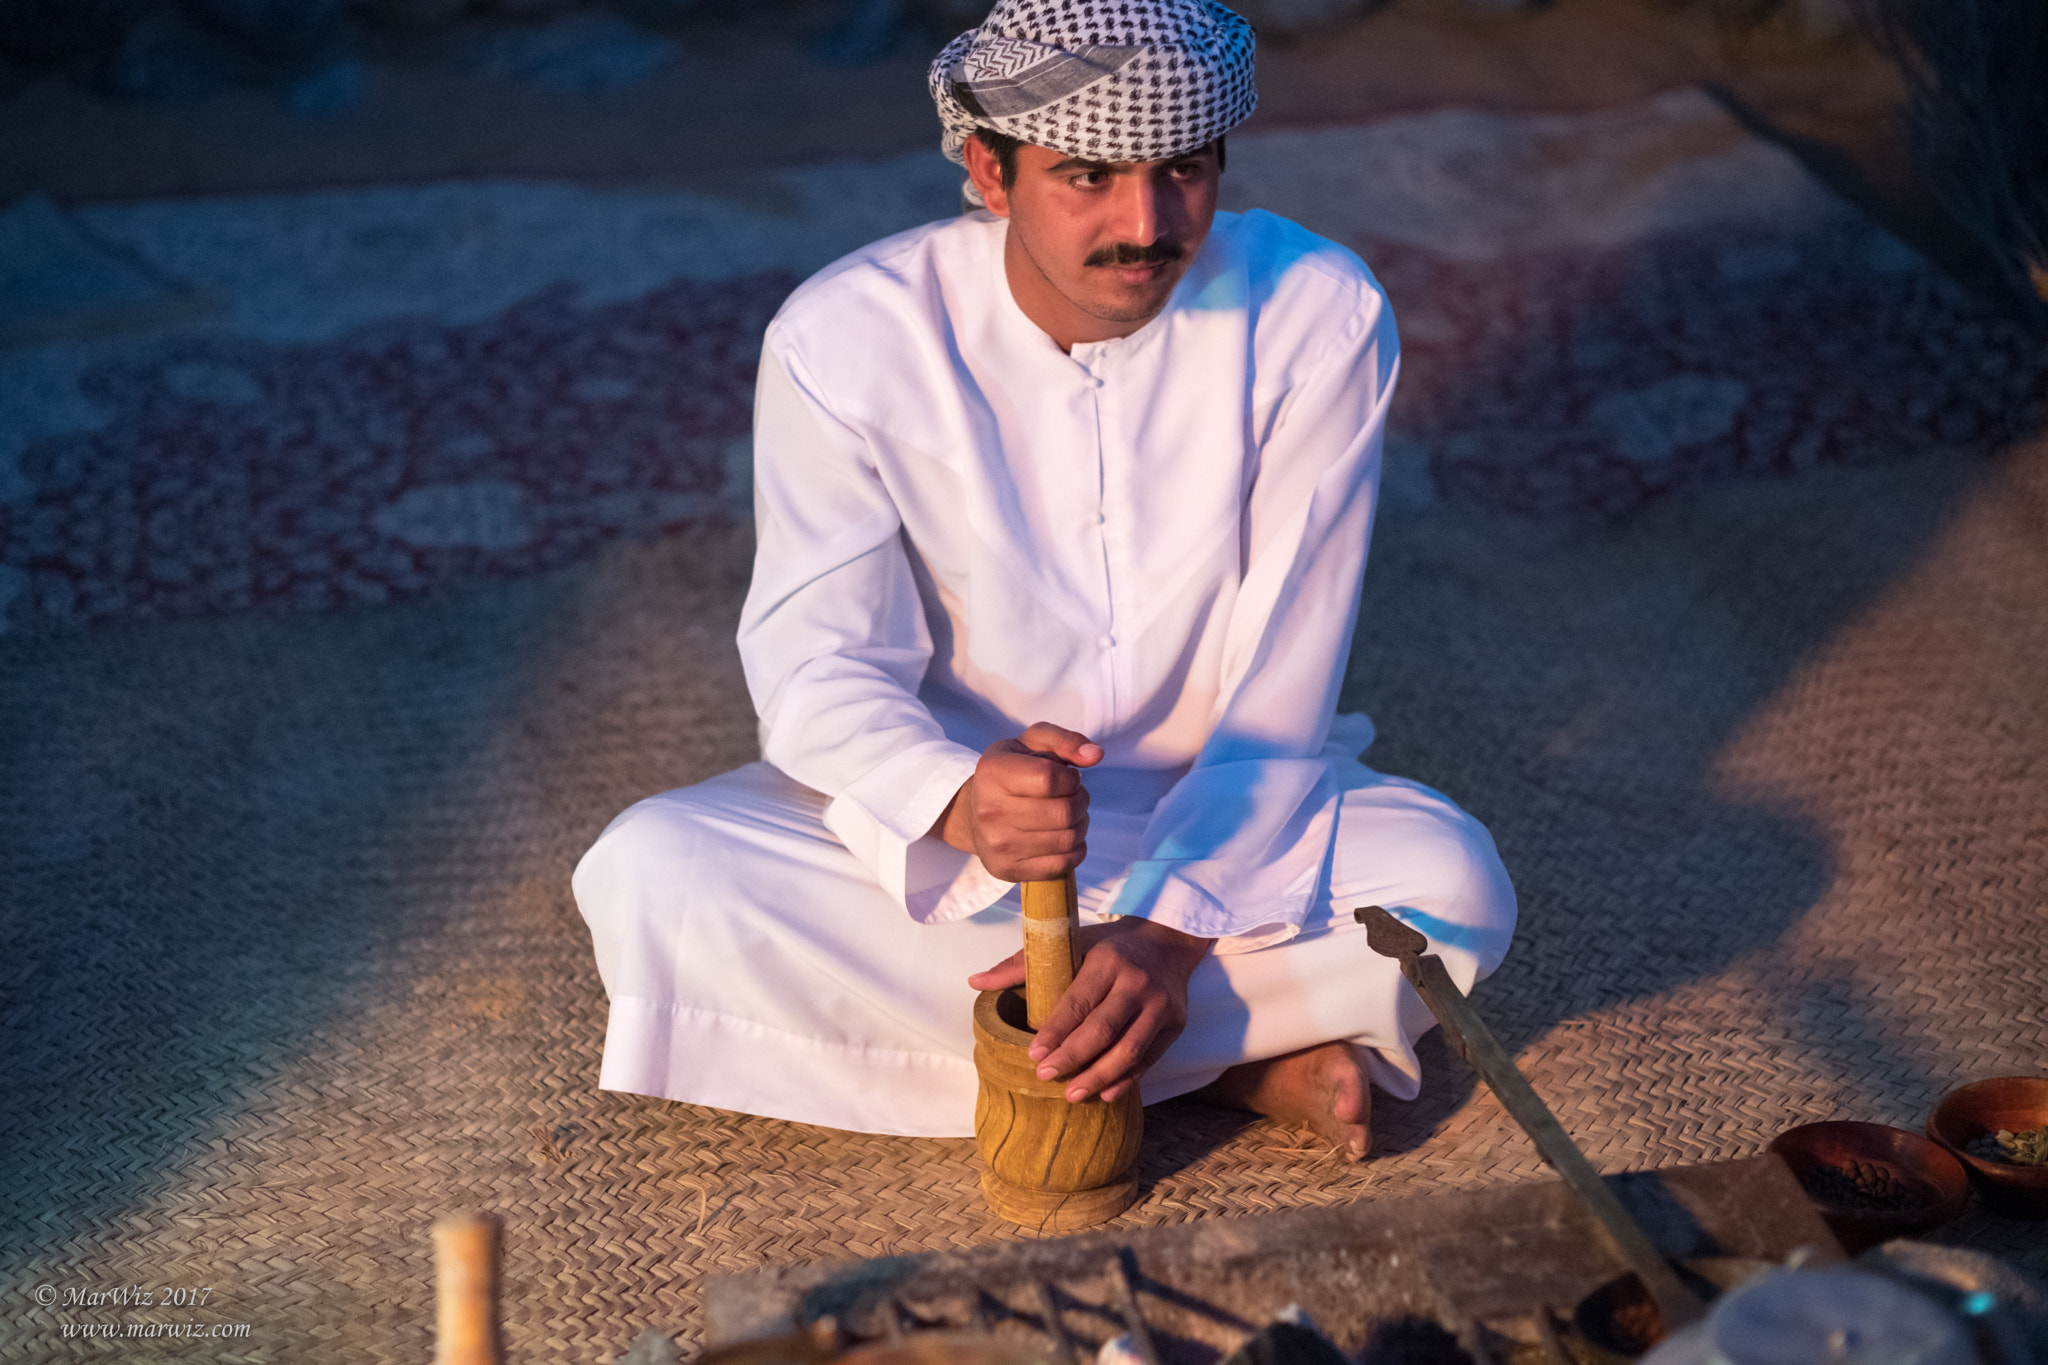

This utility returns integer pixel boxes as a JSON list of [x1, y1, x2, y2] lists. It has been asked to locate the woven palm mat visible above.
[[6, 428, 2048, 1362]]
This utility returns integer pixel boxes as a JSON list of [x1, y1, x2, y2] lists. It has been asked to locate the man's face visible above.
[[966, 138, 1221, 348]]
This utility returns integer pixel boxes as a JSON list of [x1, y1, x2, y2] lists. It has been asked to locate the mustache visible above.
[[1084, 240, 1184, 268]]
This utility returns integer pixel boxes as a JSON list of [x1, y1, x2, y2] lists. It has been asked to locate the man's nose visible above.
[[1110, 171, 1162, 245]]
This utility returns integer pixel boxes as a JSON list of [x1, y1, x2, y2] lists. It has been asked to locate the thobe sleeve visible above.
[[1108, 292, 1398, 951], [737, 342, 1005, 923]]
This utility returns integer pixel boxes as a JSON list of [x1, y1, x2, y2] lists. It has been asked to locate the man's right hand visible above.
[[930, 722, 1102, 881]]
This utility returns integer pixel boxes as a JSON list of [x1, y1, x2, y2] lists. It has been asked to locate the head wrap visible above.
[[929, 0, 1257, 182]]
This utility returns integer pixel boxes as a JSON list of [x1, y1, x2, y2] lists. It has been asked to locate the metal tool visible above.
[[1356, 904, 1707, 1333]]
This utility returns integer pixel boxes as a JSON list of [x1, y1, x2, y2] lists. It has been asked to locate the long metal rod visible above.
[[1355, 906, 1706, 1331]]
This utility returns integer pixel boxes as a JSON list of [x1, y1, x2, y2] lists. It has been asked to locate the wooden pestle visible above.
[[432, 1211, 503, 1365], [1021, 870, 1081, 1029]]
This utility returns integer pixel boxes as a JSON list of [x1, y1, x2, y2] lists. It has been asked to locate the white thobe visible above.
[[575, 209, 1518, 1137]]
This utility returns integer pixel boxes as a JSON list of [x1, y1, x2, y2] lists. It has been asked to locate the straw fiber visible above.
[[5, 420, 2046, 1361]]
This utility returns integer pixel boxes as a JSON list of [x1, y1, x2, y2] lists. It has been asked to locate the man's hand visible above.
[[968, 918, 1215, 1104], [930, 722, 1102, 882]]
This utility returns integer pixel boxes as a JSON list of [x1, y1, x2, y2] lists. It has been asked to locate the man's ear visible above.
[[962, 136, 1012, 218]]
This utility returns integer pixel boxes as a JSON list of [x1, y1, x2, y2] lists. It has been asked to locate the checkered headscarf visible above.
[[930, 0, 1256, 184]]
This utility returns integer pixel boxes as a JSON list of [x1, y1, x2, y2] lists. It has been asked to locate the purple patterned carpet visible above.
[[8, 275, 787, 628], [3, 96, 2042, 636], [1388, 209, 2045, 517]]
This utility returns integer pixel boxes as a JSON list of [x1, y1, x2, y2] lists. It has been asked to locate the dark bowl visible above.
[[1767, 1121, 1970, 1251], [1572, 1257, 1768, 1363], [1927, 1077, 2048, 1220]]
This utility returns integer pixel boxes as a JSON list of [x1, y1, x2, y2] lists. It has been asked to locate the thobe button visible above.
[[1098, 635, 1115, 649], [1090, 511, 1105, 526]]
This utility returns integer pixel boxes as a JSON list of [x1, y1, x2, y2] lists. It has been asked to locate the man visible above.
[[574, 0, 1516, 1159]]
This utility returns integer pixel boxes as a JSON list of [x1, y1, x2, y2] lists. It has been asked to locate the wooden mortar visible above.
[[972, 871, 1142, 1230]]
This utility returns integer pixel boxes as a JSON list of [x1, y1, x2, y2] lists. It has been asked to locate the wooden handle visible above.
[[433, 1211, 503, 1365], [1022, 871, 1079, 1030]]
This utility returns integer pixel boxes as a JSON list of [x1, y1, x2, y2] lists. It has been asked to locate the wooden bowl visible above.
[[1767, 1121, 1969, 1251], [1927, 1077, 2048, 1220]]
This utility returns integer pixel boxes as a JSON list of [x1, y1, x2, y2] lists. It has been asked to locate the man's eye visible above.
[[1072, 171, 1108, 188]]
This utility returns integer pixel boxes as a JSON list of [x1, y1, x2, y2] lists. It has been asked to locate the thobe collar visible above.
[[986, 220, 1224, 376]]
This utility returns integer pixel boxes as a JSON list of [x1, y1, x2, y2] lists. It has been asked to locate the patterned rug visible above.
[[5, 89, 2041, 636], [1388, 210, 2043, 516], [9, 275, 783, 625]]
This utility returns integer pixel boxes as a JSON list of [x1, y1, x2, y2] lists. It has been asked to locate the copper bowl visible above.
[[1927, 1076, 2048, 1220], [1767, 1121, 1969, 1251]]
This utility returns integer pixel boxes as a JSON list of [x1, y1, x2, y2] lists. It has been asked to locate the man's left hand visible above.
[[967, 917, 1215, 1104]]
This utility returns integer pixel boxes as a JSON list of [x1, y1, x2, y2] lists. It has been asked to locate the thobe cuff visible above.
[[822, 741, 1007, 924]]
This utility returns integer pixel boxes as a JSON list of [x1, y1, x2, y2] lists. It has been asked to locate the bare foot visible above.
[[1195, 1042, 1373, 1161]]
